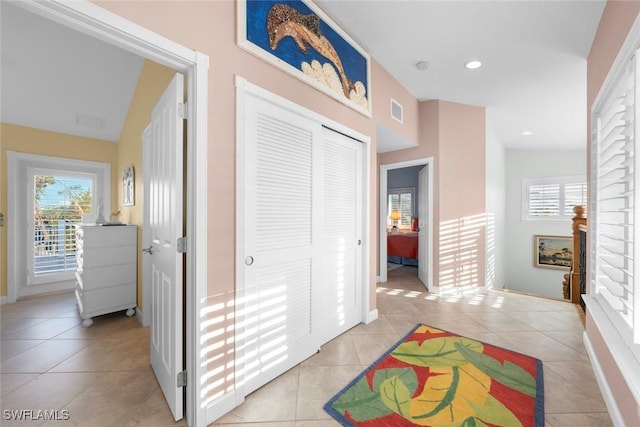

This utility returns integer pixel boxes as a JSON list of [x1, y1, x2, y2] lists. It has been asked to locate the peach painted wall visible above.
[[0, 124, 119, 297], [586, 1, 640, 426], [378, 100, 486, 290], [438, 101, 486, 291], [115, 59, 175, 307], [92, 0, 420, 405], [371, 60, 420, 144]]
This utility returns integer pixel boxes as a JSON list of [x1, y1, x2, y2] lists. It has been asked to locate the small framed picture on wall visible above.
[[123, 165, 134, 206], [534, 235, 572, 270]]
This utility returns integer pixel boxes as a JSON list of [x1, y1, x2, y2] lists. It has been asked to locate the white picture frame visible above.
[[123, 165, 134, 206]]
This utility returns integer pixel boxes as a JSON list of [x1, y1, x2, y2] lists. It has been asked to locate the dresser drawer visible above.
[[75, 283, 136, 319], [79, 225, 137, 248], [76, 263, 136, 290], [77, 245, 136, 268]]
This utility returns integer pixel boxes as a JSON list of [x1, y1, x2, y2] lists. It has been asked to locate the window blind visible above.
[[564, 183, 588, 216], [528, 183, 560, 217], [523, 178, 586, 221], [388, 188, 414, 228], [592, 55, 638, 343]]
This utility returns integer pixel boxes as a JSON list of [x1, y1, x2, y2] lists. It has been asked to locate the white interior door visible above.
[[145, 73, 184, 421], [240, 96, 319, 395], [418, 165, 429, 289], [316, 127, 363, 344]]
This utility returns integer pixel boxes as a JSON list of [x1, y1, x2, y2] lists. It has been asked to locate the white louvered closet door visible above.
[[315, 127, 363, 345], [240, 96, 321, 395]]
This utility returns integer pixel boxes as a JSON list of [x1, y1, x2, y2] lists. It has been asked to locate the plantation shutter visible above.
[[388, 189, 414, 228], [528, 183, 560, 217], [592, 52, 639, 343], [564, 183, 588, 216]]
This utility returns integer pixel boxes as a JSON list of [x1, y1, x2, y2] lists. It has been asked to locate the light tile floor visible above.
[[1, 267, 612, 427], [0, 291, 185, 427], [214, 266, 613, 427]]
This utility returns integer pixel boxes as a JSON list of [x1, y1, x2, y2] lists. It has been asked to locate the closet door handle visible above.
[[357, 240, 362, 246], [245, 256, 254, 266]]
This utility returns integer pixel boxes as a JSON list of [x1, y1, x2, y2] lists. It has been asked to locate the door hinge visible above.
[[177, 370, 187, 388], [178, 102, 189, 119], [177, 236, 187, 253]]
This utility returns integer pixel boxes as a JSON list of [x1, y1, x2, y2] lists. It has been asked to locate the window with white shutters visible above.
[[388, 188, 414, 229], [522, 177, 586, 221], [591, 48, 640, 355]]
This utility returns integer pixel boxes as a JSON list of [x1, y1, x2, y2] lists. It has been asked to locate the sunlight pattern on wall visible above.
[[439, 213, 487, 295], [485, 212, 496, 289]]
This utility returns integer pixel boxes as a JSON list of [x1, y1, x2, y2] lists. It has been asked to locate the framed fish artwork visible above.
[[237, 0, 372, 117]]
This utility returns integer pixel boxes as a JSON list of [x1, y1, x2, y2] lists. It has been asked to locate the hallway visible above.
[[0, 267, 612, 426]]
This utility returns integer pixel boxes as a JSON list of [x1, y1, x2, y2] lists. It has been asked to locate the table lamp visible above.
[[390, 210, 400, 232]]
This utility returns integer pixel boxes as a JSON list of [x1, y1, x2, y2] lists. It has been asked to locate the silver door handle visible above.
[[142, 246, 153, 255]]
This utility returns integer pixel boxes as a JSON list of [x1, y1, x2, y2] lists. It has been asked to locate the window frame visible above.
[[387, 187, 415, 230], [521, 175, 587, 222], [27, 167, 99, 285], [7, 152, 111, 291]]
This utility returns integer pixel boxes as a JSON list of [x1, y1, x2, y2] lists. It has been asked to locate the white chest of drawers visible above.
[[75, 224, 137, 326]]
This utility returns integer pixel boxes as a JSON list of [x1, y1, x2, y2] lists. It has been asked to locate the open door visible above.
[[418, 165, 429, 289], [143, 73, 185, 421]]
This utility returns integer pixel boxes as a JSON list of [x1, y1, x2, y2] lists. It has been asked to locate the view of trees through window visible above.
[[33, 175, 93, 275]]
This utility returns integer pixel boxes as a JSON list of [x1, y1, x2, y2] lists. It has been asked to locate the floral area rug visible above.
[[324, 324, 544, 426]]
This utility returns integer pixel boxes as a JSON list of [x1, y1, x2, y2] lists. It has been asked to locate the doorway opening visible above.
[[4, 1, 209, 425], [379, 158, 433, 292]]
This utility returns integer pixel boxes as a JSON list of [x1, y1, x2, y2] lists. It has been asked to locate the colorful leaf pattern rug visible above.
[[324, 324, 544, 426]]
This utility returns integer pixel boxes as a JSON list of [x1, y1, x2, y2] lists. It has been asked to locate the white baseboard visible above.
[[206, 392, 242, 425], [583, 331, 625, 427], [0, 296, 8, 305], [18, 280, 75, 298], [366, 309, 378, 324]]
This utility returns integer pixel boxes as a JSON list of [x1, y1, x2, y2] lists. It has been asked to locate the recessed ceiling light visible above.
[[521, 131, 533, 136], [465, 60, 482, 70], [416, 61, 429, 71]]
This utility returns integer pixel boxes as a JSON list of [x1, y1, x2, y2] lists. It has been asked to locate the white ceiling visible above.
[[317, 0, 606, 151], [1, 1, 605, 151]]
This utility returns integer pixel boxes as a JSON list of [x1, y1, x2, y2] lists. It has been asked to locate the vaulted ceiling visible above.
[[0, 2, 143, 142], [1, 1, 606, 151]]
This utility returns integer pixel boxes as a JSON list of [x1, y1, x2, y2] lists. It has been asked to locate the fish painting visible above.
[[266, 3, 355, 99]]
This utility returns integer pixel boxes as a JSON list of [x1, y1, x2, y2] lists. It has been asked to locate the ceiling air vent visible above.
[[391, 98, 403, 124], [76, 112, 106, 129]]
